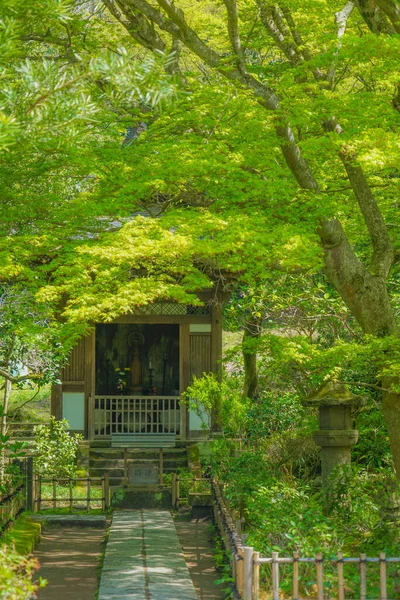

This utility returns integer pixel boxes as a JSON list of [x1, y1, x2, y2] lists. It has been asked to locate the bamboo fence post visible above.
[[360, 554, 367, 600], [53, 479, 57, 510], [171, 473, 177, 509], [86, 477, 90, 511], [104, 473, 110, 511], [316, 552, 323, 600], [243, 546, 254, 600], [252, 551, 259, 600], [380, 552, 387, 600], [293, 551, 299, 600], [159, 448, 163, 485], [272, 552, 279, 600], [337, 552, 345, 600], [69, 478, 73, 511]]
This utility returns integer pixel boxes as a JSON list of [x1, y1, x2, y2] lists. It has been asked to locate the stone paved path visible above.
[[98, 510, 198, 600]]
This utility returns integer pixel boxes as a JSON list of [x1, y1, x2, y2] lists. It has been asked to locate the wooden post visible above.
[[69, 478, 73, 511], [380, 552, 387, 600], [243, 546, 254, 600], [179, 323, 189, 441], [86, 477, 90, 511], [316, 553, 323, 600], [360, 554, 367, 600], [176, 476, 180, 507], [172, 473, 177, 509], [37, 476, 41, 512], [252, 551, 259, 600], [272, 552, 279, 600], [104, 473, 110, 511], [293, 552, 299, 600], [53, 479, 57, 511], [26, 457, 34, 511], [237, 547, 244, 597], [159, 448, 163, 485], [337, 552, 345, 600]]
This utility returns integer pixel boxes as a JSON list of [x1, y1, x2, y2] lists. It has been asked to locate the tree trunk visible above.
[[320, 218, 400, 474], [242, 319, 261, 399]]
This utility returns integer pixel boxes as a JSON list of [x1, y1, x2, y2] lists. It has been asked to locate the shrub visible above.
[[0, 544, 42, 599], [33, 417, 82, 478]]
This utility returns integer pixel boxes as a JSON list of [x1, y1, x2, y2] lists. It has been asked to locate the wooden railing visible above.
[[33, 475, 109, 512], [94, 396, 180, 437], [210, 479, 400, 600]]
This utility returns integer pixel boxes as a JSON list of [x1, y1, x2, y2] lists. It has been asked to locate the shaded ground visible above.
[[35, 525, 105, 600], [175, 517, 226, 600]]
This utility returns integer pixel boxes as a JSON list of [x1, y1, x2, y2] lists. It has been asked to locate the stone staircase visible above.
[[89, 443, 188, 486]]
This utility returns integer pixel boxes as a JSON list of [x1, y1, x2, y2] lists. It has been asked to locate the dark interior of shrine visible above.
[[95, 324, 180, 396]]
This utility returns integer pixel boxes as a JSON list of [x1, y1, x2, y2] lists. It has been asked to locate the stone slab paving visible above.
[[98, 510, 198, 600]]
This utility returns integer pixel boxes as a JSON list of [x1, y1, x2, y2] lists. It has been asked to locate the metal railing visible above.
[[94, 396, 180, 437]]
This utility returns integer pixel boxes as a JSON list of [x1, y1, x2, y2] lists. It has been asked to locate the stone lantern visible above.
[[302, 381, 366, 484]]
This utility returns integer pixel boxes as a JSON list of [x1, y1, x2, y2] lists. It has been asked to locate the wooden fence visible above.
[[171, 474, 211, 509], [32, 474, 109, 512], [210, 478, 400, 600], [0, 481, 25, 533]]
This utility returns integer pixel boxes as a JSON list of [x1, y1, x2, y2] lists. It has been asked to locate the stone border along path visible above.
[[99, 510, 198, 600]]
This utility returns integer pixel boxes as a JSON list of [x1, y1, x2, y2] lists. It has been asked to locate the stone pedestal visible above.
[[302, 382, 366, 485]]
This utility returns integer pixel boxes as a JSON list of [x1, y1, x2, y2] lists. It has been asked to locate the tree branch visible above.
[[257, 0, 302, 65], [0, 368, 43, 385], [105, 0, 320, 191], [223, 0, 247, 72], [319, 218, 395, 335], [104, 0, 166, 51], [340, 149, 394, 278], [326, 2, 355, 84], [376, 0, 400, 32]]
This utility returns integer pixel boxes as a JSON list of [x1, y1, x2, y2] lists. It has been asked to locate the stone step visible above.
[[89, 447, 187, 457], [89, 457, 187, 470], [89, 466, 182, 478]]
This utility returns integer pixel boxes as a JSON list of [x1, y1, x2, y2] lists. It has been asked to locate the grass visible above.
[[8, 385, 51, 424]]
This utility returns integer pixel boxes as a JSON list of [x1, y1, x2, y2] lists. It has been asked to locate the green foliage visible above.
[[183, 373, 248, 436], [0, 544, 42, 599], [246, 392, 307, 440], [33, 417, 82, 478], [206, 437, 400, 595]]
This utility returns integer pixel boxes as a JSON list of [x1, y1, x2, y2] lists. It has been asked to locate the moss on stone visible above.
[[4, 517, 42, 555]]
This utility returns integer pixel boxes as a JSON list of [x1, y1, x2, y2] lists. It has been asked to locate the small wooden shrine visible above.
[[51, 291, 222, 444]]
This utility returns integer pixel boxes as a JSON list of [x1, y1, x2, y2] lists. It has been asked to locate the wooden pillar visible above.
[[51, 383, 62, 420], [211, 300, 223, 377], [179, 324, 190, 441], [85, 332, 95, 440], [211, 300, 223, 432]]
